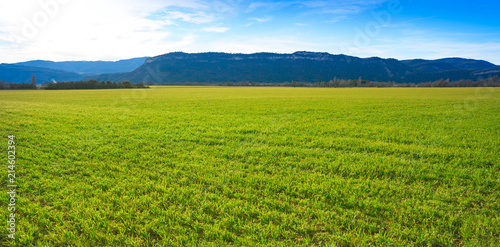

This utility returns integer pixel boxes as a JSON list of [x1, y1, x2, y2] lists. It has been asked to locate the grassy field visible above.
[[1, 87, 499, 246]]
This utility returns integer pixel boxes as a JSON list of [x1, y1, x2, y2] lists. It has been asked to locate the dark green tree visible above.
[[31, 73, 37, 89]]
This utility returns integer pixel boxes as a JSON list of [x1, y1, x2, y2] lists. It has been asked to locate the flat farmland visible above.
[[1, 87, 499, 246]]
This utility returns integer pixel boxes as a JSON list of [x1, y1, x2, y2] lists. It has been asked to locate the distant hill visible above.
[[90, 52, 500, 84], [0, 64, 82, 84], [14, 57, 149, 76]]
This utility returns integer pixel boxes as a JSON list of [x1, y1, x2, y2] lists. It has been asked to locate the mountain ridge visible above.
[[89, 51, 500, 84], [2, 52, 499, 84]]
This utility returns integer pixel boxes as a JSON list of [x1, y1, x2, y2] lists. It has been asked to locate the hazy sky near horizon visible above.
[[0, 0, 499, 64]]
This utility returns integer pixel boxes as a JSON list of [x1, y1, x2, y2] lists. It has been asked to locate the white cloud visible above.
[[248, 17, 272, 23], [400, 40, 500, 64], [208, 35, 321, 54], [326, 15, 348, 23], [335, 36, 500, 65], [244, 16, 273, 27], [201, 27, 230, 33], [0, 0, 214, 62], [164, 10, 215, 24]]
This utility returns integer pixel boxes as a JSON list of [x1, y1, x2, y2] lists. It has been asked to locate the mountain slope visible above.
[[90, 52, 499, 84], [91, 52, 415, 83], [0, 64, 82, 83], [402, 58, 499, 73], [14, 57, 149, 76]]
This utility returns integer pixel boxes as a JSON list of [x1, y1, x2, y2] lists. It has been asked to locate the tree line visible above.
[[0, 73, 149, 90], [0, 82, 37, 90], [211, 76, 500, 88], [2, 76, 500, 89]]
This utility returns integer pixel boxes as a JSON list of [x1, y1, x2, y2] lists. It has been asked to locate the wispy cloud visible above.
[[209, 35, 320, 54], [244, 16, 273, 26], [399, 39, 500, 63], [152, 0, 241, 25], [201, 27, 230, 33], [164, 10, 216, 24], [248, 17, 273, 23], [247, 0, 389, 15], [246, 2, 289, 12], [326, 15, 349, 23], [338, 35, 500, 64]]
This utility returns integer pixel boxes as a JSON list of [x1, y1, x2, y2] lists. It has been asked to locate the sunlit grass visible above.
[[1, 87, 499, 246]]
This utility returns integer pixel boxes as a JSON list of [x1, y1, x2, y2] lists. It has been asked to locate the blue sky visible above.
[[1, 0, 499, 64]]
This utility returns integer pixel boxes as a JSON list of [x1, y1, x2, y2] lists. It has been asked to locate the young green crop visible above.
[[0, 87, 499, 246]]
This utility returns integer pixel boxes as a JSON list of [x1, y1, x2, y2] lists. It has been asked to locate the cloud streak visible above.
[[164, 10, 216, 24], [201, 27, 230, 33], [246, 0, 389, 15]]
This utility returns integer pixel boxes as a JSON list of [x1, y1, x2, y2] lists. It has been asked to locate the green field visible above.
[[1, 87, 499, 246]]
